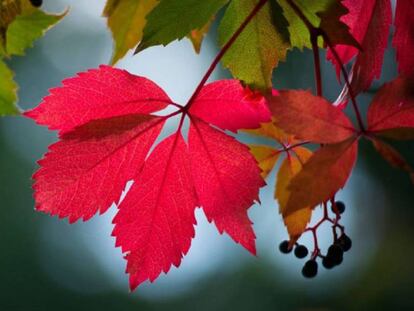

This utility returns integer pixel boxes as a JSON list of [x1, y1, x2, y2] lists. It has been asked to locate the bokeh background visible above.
[[1, 0, 414, 310]]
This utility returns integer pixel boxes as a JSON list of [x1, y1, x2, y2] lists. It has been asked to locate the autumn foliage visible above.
[[6, 0, 413, 290]]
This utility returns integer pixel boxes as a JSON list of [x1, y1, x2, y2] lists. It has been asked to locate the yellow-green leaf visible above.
[[218, 0, 290, 91], [104, 0, 159, 65], [276, 146, 313, 242], [6, 6, 66, 56], [0, 58, 19, 115]]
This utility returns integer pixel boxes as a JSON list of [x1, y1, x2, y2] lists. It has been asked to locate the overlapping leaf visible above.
[[367, 77, 414, 138], [135, 0, 229, 53], [276, 147, 313, 243], [0, 0, 65, 115], [103, 0, 159, 65], [268, 90, 355, 143], [328, 0, 391, 96], [218, 0, 290, 90], [278, 0, 358, 50], [25, 65, 268, 290]]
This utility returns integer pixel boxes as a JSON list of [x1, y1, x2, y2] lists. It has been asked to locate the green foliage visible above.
[[218, 0, 290, 90], [0, 0, 65, 115], [6, 7, 65, 56], [0, 59, 18, 115], [135, 0, 229, 53]]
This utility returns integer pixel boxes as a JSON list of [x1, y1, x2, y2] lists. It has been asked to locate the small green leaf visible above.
[[0, 59, 19, 115], [135, 0, 229, 53], [218, 0, 290, 91], [104, 0, 159, 65], [6, 7, 66, 56]]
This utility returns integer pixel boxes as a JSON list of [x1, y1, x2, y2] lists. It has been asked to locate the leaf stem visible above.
[[323, 35, 365, 132], [310, 29, 322, 97], [184, 0, 268, 111]]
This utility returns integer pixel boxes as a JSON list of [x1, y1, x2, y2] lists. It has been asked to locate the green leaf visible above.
[[277, 0, 356, 50], [135, 0, 229, 53], [218, 0, 290, 91], [104, 0, 159, 65], [6, 7, 66, 56], [0, 59, 19, 115]]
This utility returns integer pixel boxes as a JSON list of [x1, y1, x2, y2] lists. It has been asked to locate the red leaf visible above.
[[33, 114, 164, 223], [348, 0, 391, 95], [284, 138, 358, 216], [24, 65, 171, 134], [188, 117, 264, 254], [25, 66, 266, 290], [327, 0, 376, 77], [112, 133, 196, 290], [268, 90, 355, 144], [189, 80, 271, 132], [393, 0, 414, 77], [367, 77, 414, 135], [328, 0, 391, 95]]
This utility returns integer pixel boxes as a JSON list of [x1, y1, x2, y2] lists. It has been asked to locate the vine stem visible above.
[[184, 0, 268, 111], [286, 0, 365, 132], [310, 29, 322, 97]]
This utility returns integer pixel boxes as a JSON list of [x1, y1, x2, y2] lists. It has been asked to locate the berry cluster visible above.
[[29, 0, 43, 8], [278, 200, 352, 278]]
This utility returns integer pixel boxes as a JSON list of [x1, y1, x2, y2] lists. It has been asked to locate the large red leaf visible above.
[[268, 90, 355, 144], [284, 138, 358, 216], [188, 117, 264, 254], [393, 0, 414, 77], [25, 65, 171, 134], [33, 114, 164, 223], [188, 80, 271, 132], [112, 133, 197, 290], [26, 66, 267, 290], [367, 77, 414, 135]]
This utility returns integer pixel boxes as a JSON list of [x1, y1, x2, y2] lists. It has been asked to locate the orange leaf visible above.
[[249, 145, 280, 179], [268, 90, 355, 143], [276, 147, 313, 243], [245, 119, 296, 145], [285, 138, 358, 216]]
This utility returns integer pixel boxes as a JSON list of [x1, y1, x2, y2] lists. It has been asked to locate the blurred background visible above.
[[1, 0, 414, 310]]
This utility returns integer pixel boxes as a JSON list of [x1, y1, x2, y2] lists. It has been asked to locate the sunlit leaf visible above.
[[219, 0, 290, 90]]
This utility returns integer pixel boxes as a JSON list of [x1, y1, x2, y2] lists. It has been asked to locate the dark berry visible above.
[[279, 240, 292, 254], [332, 201, 345, 214], [294, 244, 308, 259], [29, 0, 43, 7], [302, 260, 318, 278], [322, 256, 335, 269], [338, 234, 352, 252], [327, 244, 343, 265]]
